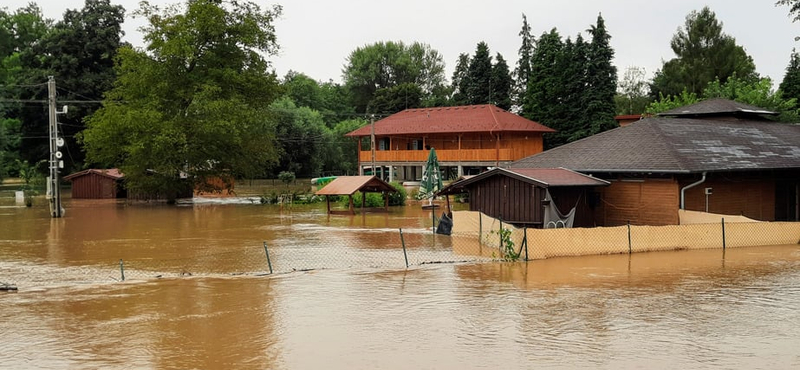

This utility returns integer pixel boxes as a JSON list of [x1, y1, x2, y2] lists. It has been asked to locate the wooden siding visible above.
[[359, 133, 544, 163], [467, 176, 544, 225], [682, 177, 776, 221], [70, 173, 121, 199], [596, 179, 680, 226]]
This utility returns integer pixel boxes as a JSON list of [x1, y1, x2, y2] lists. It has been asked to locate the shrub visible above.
[[388, 181, 406, 206]]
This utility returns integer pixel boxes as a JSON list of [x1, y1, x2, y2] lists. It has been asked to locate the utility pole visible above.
[[370, 114, 376, 177], [47, 76, 65, 218]]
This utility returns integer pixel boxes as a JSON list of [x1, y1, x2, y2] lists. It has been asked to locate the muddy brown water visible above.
[[1, 196, 800, 369]]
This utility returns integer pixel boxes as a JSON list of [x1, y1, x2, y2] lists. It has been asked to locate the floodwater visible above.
[[1, 196, 800, 369]]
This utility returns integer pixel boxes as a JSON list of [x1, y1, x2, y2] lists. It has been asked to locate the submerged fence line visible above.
[[2, 211, 799, 289]]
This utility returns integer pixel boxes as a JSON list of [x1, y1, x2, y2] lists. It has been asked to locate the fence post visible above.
[[431, 209, 436, 235], [627, 221, 632, 254], [119, 259, 125, 281], [499, 218, 504, 251], [263, 242, 273, 274], [721, 218, 726, 250], [400, 228, 409, 268], [478, 212, 483, 245], [523, 227, 529, 261]]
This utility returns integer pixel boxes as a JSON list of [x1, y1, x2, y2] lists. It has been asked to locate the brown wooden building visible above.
[[511, 99, 800, 226], [63, 168, 126, 199], [345, 104, 555, 182], [438, 168, 609, 228]]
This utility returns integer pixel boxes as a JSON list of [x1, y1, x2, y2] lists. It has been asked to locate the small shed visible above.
[[315, 176, 397, 214], [63, 168, 126, 199], [438, 167, 609, 228]]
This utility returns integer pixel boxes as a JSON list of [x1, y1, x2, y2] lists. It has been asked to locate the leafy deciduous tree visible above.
[[82, 0, 283, 200]]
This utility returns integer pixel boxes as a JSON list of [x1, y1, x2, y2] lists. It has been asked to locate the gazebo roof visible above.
[[315, 176, 396, 196]]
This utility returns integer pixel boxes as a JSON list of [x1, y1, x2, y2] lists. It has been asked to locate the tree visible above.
[[525, 29, 567, 146], [514, 13, 535, 109], [82, 0, 283, 200], [704, 76, 798, 121], [16, 0, 125, 171], [321, 118, 367, 176], [490, 53, 513, 110], [583, 14, 618, 137], [368, 83, 423, 113], [465, 41, 493, 105], [650, 7, 757, 98], [780, 50, 800, 103], [0, 4, 51, 177], [270, 97, 327, 178], [616, 66, 651, 114], [342, 41, 447, 113], [777, 0, 800, 39], [450, 53, 471, 105], [646, 76, 798, 122]]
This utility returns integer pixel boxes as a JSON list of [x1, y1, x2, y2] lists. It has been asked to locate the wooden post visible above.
[[349, 195, 355, 214], [361, 192, 366, 212], [384, 191, 389, 211], [326, 195, 331, 214]]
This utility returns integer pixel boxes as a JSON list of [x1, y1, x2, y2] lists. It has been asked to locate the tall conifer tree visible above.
[[585, 14, 618, 137], [780, 49, 800, 102], [491, 53, 513, 110], [515, 13, 535, 111], [465, 42, 493, 105]]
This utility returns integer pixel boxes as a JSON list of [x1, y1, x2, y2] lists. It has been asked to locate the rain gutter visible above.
[[680, 171, 707, 210]]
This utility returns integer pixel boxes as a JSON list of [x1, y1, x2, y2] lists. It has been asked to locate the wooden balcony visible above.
[[358, 149, 516, 163]]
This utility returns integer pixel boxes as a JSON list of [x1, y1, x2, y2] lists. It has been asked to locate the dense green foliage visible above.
[[1, 4, 51, 177], [780, 50, 800, 103], [342, 41, 447, 113], [646, 76, 798, 121], [490, 53, 513, 110], [523, 15, 617, 148], [270, 97, 327, 177], [82, 0, 284, 200], [650, 7, 757, 99], [451, 42, 513, 109], [347, 181, 406, 208]]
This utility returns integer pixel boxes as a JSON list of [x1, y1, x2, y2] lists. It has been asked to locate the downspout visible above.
[[680, 172, 707, 210]]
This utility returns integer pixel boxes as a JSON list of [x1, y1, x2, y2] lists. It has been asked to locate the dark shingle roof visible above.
[[659, 98, 778, 118], [510, 117, 800, 174], [346, 104, 555, 137]]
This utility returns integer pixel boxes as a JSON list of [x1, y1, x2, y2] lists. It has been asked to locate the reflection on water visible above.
[[1, 197, 800, 369]]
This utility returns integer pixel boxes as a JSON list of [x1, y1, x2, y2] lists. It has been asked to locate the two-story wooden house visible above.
[[345, 104, 555, 182]]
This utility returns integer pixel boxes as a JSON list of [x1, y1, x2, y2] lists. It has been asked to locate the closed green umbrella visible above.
[[419, 148, 443, 200]]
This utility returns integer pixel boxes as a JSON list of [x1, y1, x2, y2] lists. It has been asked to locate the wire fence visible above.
[[2, 211, 798, 291]]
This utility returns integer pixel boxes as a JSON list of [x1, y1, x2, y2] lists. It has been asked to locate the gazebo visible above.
[[315, 176, 397, 214]]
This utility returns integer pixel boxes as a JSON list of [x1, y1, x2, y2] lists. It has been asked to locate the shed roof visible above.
[[659, 98, 778, 118], [63, 168, 124, 181], [345, 104, 555, 137], [437, 168, 608, 195], [315, 176, 396, 196], [510, 114, 800, 174]]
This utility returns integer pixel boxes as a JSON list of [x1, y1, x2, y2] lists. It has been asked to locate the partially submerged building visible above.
[[63, 168, 126, 199], [345, 104, 555, 182], [508, 99, 800, 226]]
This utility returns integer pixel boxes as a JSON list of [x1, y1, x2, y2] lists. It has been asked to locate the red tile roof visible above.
[[507, 168, 610, 187], [346, 104, 555, 137]]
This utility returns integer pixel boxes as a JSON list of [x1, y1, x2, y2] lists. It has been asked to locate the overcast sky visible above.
[[6, 0, 799, 88]]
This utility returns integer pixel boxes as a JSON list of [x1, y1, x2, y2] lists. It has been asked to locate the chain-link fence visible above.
[[2, 211, 798, 291]]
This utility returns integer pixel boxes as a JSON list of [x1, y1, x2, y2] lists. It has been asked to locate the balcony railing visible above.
[[358, 149, 515, 163]]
